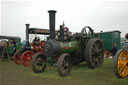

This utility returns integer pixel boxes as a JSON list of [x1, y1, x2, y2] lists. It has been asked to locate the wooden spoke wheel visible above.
[[14, 50, 22, 65], [113, 49, 128, 78], [22, 51, 35, 67], [85, 38, 104, 69], [32, 53, 47, 73], [57, 53, 72, 77]]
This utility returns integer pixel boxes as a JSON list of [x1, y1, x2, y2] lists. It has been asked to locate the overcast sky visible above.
[[1, 0, 128, 41]]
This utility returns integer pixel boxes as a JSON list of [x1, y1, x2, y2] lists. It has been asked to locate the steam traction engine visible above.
[[113, 33, 128, 78], [14, 25, 47, 66], [32, 10, 105, 77]]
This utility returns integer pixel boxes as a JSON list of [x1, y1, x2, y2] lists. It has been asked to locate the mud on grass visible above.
[[0, 59, 128, 85]]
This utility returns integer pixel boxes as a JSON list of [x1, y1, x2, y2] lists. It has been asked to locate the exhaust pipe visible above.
[[48, 10, 57, 39], [26, 24, 30, 42]]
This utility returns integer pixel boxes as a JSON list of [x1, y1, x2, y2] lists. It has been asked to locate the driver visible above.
[[32, 36, 40, 46]]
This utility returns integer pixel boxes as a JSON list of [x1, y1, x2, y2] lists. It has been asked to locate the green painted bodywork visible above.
[[60, 41, 79, 53], [47, 41, 80, 64], [47, 56, 56, 65], [7, 45, 14, 54]]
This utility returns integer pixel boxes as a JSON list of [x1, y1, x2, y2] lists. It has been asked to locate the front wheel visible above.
[[32, 53, 47, 73], [57, 53, 72, 77], [113, 49, 128, 78]]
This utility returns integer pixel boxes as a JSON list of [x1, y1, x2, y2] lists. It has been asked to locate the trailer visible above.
[[95, 31, 121, 50]]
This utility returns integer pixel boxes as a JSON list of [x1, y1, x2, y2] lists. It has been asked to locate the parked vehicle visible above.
[[32, 10, 104, 77]]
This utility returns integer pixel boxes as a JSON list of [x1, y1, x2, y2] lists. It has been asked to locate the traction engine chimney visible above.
[[26, 24, 30, 42], [48, 10, 57, 39]]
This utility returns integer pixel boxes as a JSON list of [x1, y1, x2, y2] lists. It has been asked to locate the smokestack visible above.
[[48, 10, 57, 39], [26, 24, 30, 42]]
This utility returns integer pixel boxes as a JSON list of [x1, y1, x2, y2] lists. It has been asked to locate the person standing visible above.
[[110, 42, 118, 56], [0, 40, 7, 59], [0, 41, 2, 58]]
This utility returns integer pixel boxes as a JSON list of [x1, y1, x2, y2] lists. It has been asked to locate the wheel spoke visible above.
[[58, 53, 72, 77], [32, 54, 46, 73], [125, 67, 128, 75], [118, 61, 125, 67], [92, 56, 96, 62], [118, 66, 124, 74], [120, 68, 127, 77], [115, 50, 128, 78], [97, 49, 103, 54], [14, 50, 22, 65], [61, 58, 69, 73], [90, 41, 104, 67], [22, 51, 34, 66]]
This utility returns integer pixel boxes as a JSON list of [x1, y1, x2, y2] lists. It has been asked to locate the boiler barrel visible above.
[[60, 41, 79, 53], [44, 40, 79, 56]]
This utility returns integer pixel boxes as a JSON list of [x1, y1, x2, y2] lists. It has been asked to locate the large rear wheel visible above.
[[113, 49, 128, 78], [32, 53, 47, 73], [85, 38, 104, 69], [57, 53, 72, 77]]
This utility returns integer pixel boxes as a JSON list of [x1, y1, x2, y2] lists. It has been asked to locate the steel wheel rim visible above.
[[58, 53, 72, 77], [91, 40, 104, 67], [117, 50, 128, 77], [60, 56, 70, 75], [34, 55, 46, 71]]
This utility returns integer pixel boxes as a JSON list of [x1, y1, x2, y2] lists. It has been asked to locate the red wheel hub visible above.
[[22, 51, 35, 67], [14, 50, 22, 65]]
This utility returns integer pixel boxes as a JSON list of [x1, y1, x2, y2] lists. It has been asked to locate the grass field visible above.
[[0, 58, 128, 85]]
